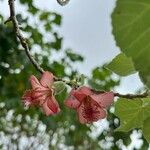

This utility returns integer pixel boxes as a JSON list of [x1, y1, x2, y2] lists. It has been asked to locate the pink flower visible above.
[[22, 71, 60, 116], [65, 86, 114, 124]]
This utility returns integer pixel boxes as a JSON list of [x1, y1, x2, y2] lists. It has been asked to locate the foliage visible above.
[[0, 0, 120, 149], [115, 98, 150, 142], [107, 53, 136, 76], [0, 0, 150, 149], [109, 0, 150, 144], [111, 0, 150, 88], [88, 66, 120, 91]]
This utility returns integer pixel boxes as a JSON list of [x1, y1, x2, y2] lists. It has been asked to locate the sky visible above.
[[0, 0, 143, 93]]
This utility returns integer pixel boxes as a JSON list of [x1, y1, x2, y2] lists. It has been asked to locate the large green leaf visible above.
[[106, 53, 136, 76], [115, 98, 150, 132], [112, 0, 150, 88], [143, 117, 150, 143]]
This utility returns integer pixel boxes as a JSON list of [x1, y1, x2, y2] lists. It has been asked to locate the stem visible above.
[[114, 91, 149, 99], [54, 77, 80, 88], [7, 0, 44, 74], [93, 90, 149, 99]]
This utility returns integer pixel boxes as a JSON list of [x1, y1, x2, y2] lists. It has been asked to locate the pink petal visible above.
[[98, 109, 107, 119], [77, 101, 107, 124], [42, 101, 54, 116], [90, 92, 114, 108], [79, 86, 93, 95], [46, 96, 60, 113], [30, 75, 42, 89], [32, 89, 50, 101], [40, 71, 54, 88], [22, 90, 33, 106], [64, 95, 80, 109], [22, 90, 43, 106], [70, 86, 93, 102], [64, 89, 80, 109], [73, 91, 87, 102], [77, 105, 87, 124]]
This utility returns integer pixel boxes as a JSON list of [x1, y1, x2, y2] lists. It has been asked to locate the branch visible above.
[[93, 90, 149, 99], [114, 91, 149, 99], [7, 0, 44, 74], [6, 0, 78, 86]]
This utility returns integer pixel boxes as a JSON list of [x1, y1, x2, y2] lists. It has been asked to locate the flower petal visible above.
[[46, 96, 60, 113], [40, 71, 54, 88], [22, 90, 43, 106], [73, 86, 93, 102], [42, 101, 54, 116], [32, 90, 47, 104], [64, 89, 80, 108], [78, 86, 93, 95], [77, 101, 107, 124], [65, 96, 80, 109], [77, 105, 87, 124], [73, 91, 87, 102], [30, 75, 42, 89], [98, 109, 107, 119], [22, 90, 33, 106], [90, 92, 114, 108]]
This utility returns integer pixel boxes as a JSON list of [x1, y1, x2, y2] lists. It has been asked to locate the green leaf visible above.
[[79, 74, 86, 85], [115, 98, 150, 132], [39, 12, 50, 21], [44, 22, 52, 32], [53, 81, 66, 95], [112, 0, 150, 88], [53, 13, 62, 25], [143, 117, 150, 143], [50, 61, 65, 77], [66, 49, 84, 62], [106, 53, 136, 76], [28, 5, 39, 15], [88, 66, 120, 91], [51, 32, 62, 51]]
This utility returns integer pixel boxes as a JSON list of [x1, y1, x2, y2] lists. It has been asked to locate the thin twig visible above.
[[7, 0, 44, 74], [114, 91, 149, 99], [93, 90, 149, 99]]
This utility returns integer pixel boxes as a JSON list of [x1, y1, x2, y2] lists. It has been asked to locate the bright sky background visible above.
[[0, 0, 144, 93]]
